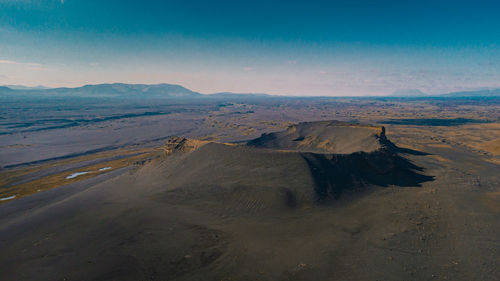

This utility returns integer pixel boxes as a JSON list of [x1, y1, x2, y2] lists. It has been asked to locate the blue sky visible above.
[[1, 0, 500, 95]]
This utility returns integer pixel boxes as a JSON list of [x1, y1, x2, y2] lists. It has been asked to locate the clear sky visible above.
[[1, 0, 500, 95]]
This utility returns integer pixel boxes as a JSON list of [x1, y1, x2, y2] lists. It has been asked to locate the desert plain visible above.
[[0, 92, 499, 281]]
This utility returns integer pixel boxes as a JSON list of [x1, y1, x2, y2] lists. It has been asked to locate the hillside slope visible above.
[[158, 121, 432, 211]]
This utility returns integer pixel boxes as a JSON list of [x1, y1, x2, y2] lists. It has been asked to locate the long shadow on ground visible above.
[[301, 147, 434, 202]]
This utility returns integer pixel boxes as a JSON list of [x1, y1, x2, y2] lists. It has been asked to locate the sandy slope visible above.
[[247, 120, 385, 153], [0, 121, 498, 281]]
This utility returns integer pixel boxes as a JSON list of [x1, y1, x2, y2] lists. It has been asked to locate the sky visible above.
[[1, 0, 500, 96]]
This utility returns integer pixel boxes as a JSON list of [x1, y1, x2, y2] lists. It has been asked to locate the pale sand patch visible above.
[[0, 195, 16, 201], [66, 171, 90, 179]]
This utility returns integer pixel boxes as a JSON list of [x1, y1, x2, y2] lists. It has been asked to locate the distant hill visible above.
[[0, 83, 202, 98], [0, 86, 14, 92], [390, 88, 500, 98], [5, 85, 52, 90], [391, 89, 427, 97], [207, 92, 273, 99], [440, 88, 500, 97]]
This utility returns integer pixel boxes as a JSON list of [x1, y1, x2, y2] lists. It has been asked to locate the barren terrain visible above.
[[0, 96, 499, 281]]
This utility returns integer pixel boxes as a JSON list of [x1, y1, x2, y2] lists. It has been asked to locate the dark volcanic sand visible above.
[[1, 121, 499, 280]]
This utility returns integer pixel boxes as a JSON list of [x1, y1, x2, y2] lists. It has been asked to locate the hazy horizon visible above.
[[1, 0, 500, 96], [3, 82, 500, 98]]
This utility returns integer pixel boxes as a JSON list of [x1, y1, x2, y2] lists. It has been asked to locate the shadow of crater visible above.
[[380, 135, 430, 156], [301, 148, 434, 202]]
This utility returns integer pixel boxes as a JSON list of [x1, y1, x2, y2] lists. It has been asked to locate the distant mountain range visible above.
[[1, 83, 500, 98], [0, 83, 276, 99], [3, 85, 52, 90], [0, 83, 202, 98], [392, 88, 500, 98], [439, 88, 500, 97], [391, 89, 427, 97]]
